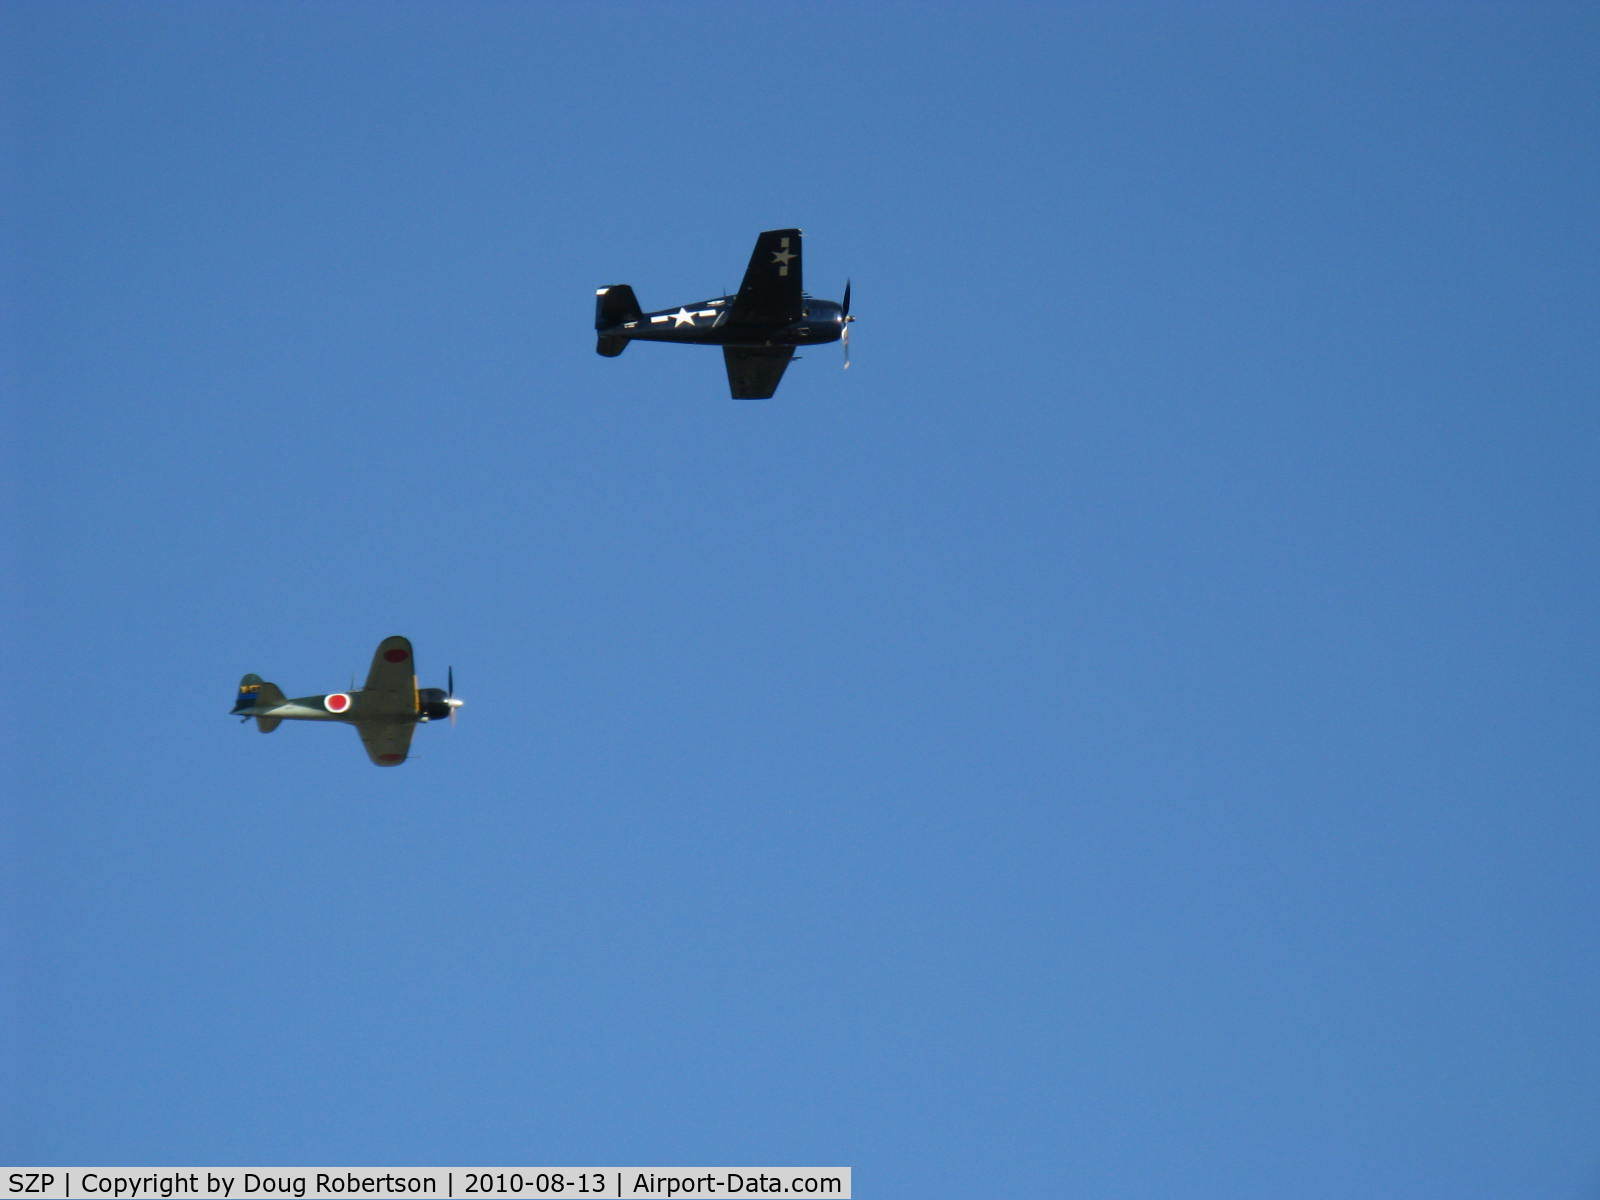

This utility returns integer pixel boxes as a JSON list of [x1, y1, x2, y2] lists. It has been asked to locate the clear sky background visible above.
[[6, 2, 1599, 1196]]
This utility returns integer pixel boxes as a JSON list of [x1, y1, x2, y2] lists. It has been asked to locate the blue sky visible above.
[[6, 2, 1600, 1195]]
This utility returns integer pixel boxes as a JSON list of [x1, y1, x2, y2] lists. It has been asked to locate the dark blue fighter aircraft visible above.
[[594, 228, 853, 399]]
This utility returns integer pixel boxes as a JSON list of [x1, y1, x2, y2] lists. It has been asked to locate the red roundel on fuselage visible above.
[[384, 647, 409, 663], [324, 692, 351, 713]]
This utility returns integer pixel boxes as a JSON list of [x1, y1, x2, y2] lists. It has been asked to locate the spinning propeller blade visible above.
[[841, 279, 856, 370]]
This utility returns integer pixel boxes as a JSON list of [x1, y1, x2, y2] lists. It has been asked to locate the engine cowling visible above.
[[417, 687, 453, 722]]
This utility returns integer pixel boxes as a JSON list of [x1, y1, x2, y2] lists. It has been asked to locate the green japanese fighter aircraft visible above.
[[230, 635, 461, 767]]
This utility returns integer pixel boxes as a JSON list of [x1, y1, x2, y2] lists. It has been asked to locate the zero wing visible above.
[[356, 720, 416, 767], [363, 635, 418, 713], [723, 346, 796, 400], [726, 229, 803, 326]]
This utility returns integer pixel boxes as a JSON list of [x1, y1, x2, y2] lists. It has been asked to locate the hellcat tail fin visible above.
[[595, 284, 641, 330]]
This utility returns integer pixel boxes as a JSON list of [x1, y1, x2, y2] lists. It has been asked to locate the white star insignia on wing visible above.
[[672, 307, 697, 327], [770, 249, 796, 267]]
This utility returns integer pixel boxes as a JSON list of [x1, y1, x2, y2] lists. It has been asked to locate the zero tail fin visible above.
[[233, 673, 286, 729]]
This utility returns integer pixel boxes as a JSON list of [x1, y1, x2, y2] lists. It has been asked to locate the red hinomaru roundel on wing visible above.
[[384, 647, 409, 663], [324, 693, 352, 713]]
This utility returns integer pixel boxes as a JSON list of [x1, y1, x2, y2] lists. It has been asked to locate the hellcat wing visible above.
[[723, 346, 797, 401], [725, 228, 804, 327]]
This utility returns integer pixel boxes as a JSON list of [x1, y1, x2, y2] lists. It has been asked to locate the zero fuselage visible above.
[[232, 689, 456, 724]]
